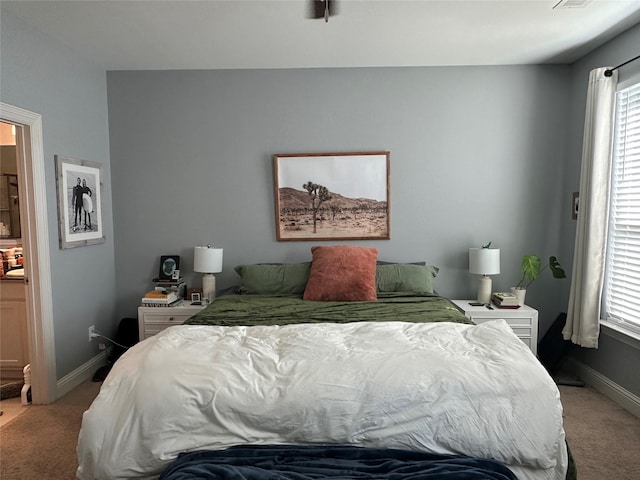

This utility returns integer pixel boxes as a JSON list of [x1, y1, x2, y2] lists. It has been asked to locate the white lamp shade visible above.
[[194, 245, 223, 274], [469, 248, 500, 275]]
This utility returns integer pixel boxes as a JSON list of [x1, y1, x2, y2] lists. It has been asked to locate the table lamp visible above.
[[469, 247, 500, 304], [194, 244, 223, 303]]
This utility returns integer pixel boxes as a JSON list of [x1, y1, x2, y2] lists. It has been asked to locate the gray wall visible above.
[[562, 23, 640, 396], [7, 1, 637, 398], [0, 10, 116, 378], [108, 66, 571, 335]]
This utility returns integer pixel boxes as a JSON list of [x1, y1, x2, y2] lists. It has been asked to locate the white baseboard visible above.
[[56, 351, 108, 399], [565, 358, 640, 419]]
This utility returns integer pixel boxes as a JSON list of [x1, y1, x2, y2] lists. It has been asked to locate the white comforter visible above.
[[76, 320, 567, 480]]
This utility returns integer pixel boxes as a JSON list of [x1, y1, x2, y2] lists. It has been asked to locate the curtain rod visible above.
[[604, 54, 640, 77]]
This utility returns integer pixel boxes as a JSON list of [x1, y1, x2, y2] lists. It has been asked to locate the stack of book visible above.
[[152, 277, 184, 285], [141, 289, 180, 307], [152, 277, 186, 299], [491, 292, 520, 309]]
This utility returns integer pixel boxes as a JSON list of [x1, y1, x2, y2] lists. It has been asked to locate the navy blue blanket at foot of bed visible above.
[[159, 445, 517, 480]]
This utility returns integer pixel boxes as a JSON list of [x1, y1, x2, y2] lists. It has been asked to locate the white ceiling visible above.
[[4, 0, 640, 70]]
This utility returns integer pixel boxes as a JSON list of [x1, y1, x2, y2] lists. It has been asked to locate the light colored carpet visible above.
[[559, 384, 640, 480], [0, 380, 100, 480], [0, 380, 639, 479]]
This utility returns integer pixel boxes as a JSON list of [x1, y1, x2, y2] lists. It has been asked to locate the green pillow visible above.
[[234, 263, 311, 295], [377, 261, 426, 266], [375, 264, 438, 294]]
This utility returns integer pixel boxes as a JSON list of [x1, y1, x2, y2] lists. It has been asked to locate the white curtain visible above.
[[563, 67, 618, 348]]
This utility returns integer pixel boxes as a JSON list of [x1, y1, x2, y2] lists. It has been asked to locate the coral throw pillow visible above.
[[303, 245, 378, 301]]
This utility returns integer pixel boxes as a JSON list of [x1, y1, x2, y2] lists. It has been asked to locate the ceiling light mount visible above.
[[310, 0, 338, 23]]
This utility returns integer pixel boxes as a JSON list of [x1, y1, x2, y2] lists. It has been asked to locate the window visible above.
[[603, 82, 640, 336]]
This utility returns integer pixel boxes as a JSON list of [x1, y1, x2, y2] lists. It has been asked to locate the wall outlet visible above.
[[88, 325, 97, 342]]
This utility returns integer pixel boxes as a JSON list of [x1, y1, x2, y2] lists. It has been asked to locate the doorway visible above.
[[0, 121, 28, 400], [0, 103, 56, 404]]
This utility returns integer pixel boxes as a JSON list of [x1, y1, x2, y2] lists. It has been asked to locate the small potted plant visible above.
[[511, 255, 566, 305]]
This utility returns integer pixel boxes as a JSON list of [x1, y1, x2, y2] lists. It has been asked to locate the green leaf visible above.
[[549, 256, 566, 279], [521, 255, 541, 282]]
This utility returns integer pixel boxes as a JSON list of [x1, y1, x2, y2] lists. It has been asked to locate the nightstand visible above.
[[138, 301, 207, 341], [451, 299, 539, 355]]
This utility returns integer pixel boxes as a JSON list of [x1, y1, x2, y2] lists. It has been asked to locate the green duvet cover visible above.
[[185, 293, 471, 327]]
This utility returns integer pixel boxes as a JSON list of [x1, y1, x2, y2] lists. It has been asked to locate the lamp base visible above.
[[477, 275, 492, 304], [202, 274, 217, 303]]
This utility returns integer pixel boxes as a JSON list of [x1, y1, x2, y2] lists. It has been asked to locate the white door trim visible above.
[[1, 102, 56, 404]]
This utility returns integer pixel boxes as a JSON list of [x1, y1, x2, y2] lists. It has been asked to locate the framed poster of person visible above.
[[55, 155, 105, 249]]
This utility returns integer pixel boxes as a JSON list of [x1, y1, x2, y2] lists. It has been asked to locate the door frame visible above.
[[1, 102, 56, 404]]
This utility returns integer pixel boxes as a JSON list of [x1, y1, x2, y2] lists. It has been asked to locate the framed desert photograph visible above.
[[55, 155, 105, 249], [274, 151, 390, 241]]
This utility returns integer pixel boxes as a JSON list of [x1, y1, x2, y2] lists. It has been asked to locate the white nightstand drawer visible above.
[[144, 323, 177, 336], [510, 326, 532, 337], [500, 316, 533, 327], [473, 316, 533, 327], [138, 302, 207, 341], [144, 313, 193, 324]]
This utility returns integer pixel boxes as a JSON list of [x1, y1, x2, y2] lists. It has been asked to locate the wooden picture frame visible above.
[[274, 151, 390, 241], [55, 155, 105, 249]]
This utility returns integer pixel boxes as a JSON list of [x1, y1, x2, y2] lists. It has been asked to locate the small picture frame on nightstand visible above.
[[191, 292, 202, 305], [158, 255, 180, 280]]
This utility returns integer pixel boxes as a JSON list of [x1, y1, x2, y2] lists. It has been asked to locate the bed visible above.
[[76, 246, 570, 480]]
